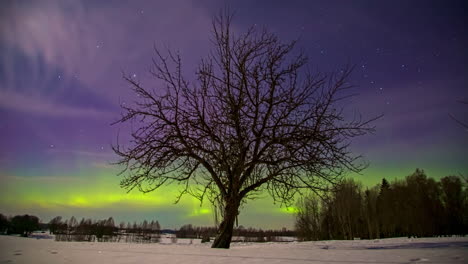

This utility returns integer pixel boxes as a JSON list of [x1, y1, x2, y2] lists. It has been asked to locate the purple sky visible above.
[[0, 0, 467, 229]]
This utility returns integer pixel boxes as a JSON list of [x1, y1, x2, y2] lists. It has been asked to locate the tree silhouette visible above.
[[441, 176, 464, 235], [363, 187, 380, 239], [0, 213, 8, 233], [48, 216, 63, 234], [113, 12, 377, 248], [9, 214, 39, 236], [295, 193, 322, 241]]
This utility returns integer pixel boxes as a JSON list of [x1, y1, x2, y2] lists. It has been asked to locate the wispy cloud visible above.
[[0, 0, 214, 100], [0, 174, 83, 184], [46, 148, 116, 159], [0, 0, 93, 78], [91, 162, 116, 170], [0, 90, 113, 118]]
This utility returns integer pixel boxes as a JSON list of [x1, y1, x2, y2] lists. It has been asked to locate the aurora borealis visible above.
[[0, 0, 467, 229]]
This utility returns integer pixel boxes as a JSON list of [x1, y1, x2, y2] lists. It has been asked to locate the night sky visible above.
[[0, 0, 467, 229]]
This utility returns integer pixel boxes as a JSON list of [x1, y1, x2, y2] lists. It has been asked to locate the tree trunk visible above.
[[211, 198, 240, 249]]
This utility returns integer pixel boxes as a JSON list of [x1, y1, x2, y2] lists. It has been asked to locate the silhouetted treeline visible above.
[[176, 224, 296, 242], [0, 214, 40, 236], [296, 169, 468, 241], [176, 224, 214, 241], [233, 226, 296, 242], [51, 216, 117, 242], [0, 212, 297, 243], [50, 216, 161, 243]]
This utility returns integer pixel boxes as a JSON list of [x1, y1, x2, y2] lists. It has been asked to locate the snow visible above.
[[1, 235, 467, 263]]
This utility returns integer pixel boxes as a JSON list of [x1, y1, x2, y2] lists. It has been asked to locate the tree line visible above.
[[295, 169, 468, 241], [50, 216, 161, 243], [0, 214, 162, 243], [0, 213, 296, 243], [176, 224, 295, 243]]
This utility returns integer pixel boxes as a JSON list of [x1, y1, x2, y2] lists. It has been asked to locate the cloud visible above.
[[0, 0, 215, 100], [0, 0, 92, 78], [91, 162, 116, 170], [0, 90, 113, 118], [46, 148, 116, 158], [0, 174, 83, 184]]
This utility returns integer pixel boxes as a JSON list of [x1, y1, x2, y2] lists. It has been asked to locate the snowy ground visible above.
[[1, 235, 467, 263]]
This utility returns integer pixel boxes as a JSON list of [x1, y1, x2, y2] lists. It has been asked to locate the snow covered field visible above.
[[1, 235, 467, 263]]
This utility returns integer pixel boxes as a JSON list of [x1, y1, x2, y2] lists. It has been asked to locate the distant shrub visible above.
[[201, 234, 210, 243]]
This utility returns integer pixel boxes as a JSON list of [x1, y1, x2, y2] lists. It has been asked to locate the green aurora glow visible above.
[[1, 160, 465, 229]]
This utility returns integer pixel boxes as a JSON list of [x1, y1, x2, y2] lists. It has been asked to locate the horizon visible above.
[[1, 0, 467, 230]]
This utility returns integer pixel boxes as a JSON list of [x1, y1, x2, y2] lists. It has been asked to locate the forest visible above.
[[295, 169, 468, 241]]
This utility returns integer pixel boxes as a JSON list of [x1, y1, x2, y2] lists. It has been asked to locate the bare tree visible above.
[[295, 193, 323, 241], [113, 12, 378, 248]]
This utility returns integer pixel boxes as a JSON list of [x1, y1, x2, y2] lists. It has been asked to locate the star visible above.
[[132, 73, 137, 78]]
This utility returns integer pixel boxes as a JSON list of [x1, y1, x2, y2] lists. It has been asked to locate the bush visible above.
[[8, 215, 39, 236], [201, 234, 210, 243]]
